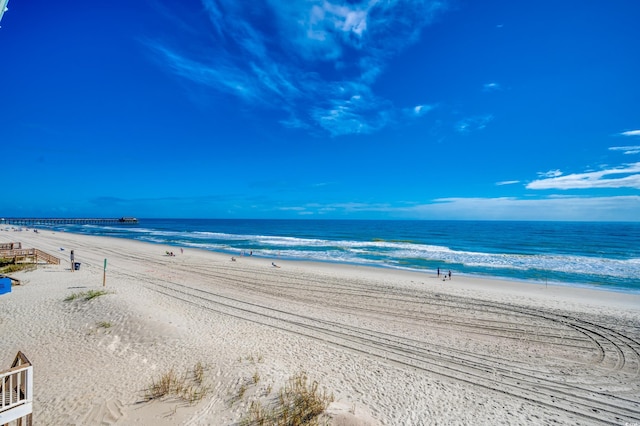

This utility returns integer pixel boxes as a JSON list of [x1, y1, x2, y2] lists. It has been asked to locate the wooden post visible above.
[[103, 259, 107, 286]]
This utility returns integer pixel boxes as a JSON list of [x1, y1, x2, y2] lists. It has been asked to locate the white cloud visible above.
[[609, 146, 640, 155], [527, 162, 640, 190], [150, 0, 448, 136], [483, 82, 501, 92], [620, 130, 640, 137], [315, 2, 368, 36], [496, 180, 519, 186], [295, 1, 373, 59], [537, 169, 563, 178], [409, 104, 434, 117]]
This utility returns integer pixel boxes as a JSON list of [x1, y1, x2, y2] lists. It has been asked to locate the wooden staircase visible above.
[[0, 248, 60, 265]]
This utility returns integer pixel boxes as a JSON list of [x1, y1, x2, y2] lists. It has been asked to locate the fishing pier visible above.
[[0, 217, 139, 226]]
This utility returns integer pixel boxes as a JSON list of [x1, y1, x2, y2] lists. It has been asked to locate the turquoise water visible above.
[[34, 219, 640, 293]]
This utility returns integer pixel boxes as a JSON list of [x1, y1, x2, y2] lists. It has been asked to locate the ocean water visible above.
[[34, 219, 640, 293]]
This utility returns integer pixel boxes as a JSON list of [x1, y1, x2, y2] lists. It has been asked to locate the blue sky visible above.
[[1, 0, 639, 221]]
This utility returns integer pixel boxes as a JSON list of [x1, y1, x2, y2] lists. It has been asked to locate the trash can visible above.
[[74, 262, 81, 271]]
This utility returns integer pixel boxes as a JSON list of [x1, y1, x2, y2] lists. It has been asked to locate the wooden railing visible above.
[[0, 243, 21, 250], [0, 352, 33, 425], [0, 248, 60, 265], [34, 249, 60, 265]]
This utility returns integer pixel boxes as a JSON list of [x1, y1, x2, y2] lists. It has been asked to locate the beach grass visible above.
[[64, 289, 110, 302], [240, 372, 334, 425], [145, 364, 209, 404], [0, 260, 36, 274], [194, 362, 205, 385]]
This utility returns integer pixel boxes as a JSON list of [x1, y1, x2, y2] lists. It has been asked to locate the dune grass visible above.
[[0, 262, 36, 274], [145, 364, 210, 405], [240, 372, 334, 425], [64, 289, 110, 302], [194, 361, 205, 385]]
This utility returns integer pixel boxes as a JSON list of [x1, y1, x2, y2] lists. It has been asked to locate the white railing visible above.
[[0, 352, 33, 425]]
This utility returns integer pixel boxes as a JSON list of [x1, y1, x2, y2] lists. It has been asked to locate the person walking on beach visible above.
[[448, 270, 452, 280], [437, 268, 440, 278], [70, 250, 75, 272]]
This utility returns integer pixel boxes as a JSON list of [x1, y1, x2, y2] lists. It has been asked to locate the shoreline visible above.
[[6, 224, 639, 296], [1, 228, 639, 424], [295, 258, 640, 296]]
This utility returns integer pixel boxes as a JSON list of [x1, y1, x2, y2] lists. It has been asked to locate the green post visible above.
[[103, 259, 107, 287]]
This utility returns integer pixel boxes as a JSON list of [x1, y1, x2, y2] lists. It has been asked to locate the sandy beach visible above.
[[1, 228, 639, 425]]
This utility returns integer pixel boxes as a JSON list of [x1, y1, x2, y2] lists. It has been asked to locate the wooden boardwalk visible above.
[[1, 217, 138, 225]]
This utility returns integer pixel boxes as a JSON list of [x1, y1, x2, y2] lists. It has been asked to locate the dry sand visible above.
[[1, 228, 639, 425]]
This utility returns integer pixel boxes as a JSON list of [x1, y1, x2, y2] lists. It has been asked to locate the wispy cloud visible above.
[[527, 162, 640, 190], [620, 130, 640, 137], [309, 88, 394, 136], [496, 180, 519, 186], [148, 0, 447, 136], [455, 114, 493, 133], [610, 146, 640, 155]]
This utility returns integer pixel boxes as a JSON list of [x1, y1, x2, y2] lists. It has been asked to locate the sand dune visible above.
[[1, 228, 639, 425]]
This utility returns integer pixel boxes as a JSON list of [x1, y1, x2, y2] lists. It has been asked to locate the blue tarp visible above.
[[0, 277, 11, 295]]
